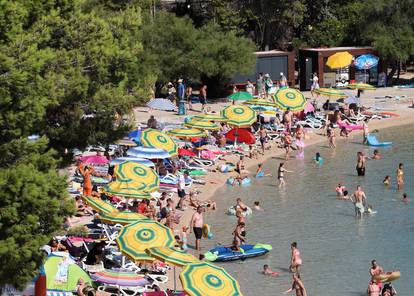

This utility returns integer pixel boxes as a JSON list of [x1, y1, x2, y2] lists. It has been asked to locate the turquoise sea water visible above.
[[203, 124, 414, 296]]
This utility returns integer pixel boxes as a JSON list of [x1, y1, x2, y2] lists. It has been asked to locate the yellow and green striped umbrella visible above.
[[113, 161, 159, 193], [314, 88, 347, 98], [272, 88, 306, 111], [184, 120, 219, 131], [221, 105, 256, 127], [98, 211, 148, 225], [104, 182, 152, 199], [80, 195, 118, 214], [146, 247, 199, 267], [190, 114, 227, 122], [228, 91, 253, 101], [116, 220, 176, 262], [180, 262, 243, 296], [167, 128, 207, 139], [326, 51, 353, 69], [244, 98, 278, 107], [141, 129, 178, 157], [347, 83, 376, 90]]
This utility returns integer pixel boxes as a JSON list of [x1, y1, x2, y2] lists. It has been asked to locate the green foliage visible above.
[[142, 12, 256, 86], [362, 0, 414, 62], [0, 139, 74, 289]]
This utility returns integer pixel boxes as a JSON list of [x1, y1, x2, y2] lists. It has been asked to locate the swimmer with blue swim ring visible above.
[[255, 163, 272, 178]]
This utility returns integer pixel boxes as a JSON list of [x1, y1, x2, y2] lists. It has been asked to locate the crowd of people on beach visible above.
[[46, 74, 412, 296]]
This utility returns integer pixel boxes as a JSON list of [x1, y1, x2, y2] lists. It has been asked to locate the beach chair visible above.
[[81, 258, 105, 273], [192, 157, 215, 167], [97, 284, 151, 296]]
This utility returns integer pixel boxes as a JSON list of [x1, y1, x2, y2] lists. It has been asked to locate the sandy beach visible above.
[[132, 87, 414, 289]]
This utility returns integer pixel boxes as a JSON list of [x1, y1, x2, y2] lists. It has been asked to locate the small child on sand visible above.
[[263, 264, 279, 277]]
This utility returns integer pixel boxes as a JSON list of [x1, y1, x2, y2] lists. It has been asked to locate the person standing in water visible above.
[[289, 242, 302, 275], [283, 273, 307, 296], [278, 163, 292, 188], [356, 151, 366, 176], [351, 185, 367, 218], [396, 163, 404, 190]]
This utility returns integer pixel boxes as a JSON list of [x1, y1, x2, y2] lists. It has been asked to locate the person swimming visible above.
[[403, 193, 409, 203], [335, 183, 346, 196], [341, 190, 351, 200], [383, 175, 391, 186], [371, 149, 381, 160], [253, 201, 263, 211], [314, 152, 323, 164], [263, 264, 279, 277]]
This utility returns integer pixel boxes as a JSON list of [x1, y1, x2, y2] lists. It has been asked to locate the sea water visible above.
[[203, 124, 414, 295]]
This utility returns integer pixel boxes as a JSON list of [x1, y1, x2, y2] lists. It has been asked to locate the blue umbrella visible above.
[[354, 54, 379, 70], [128, 129, 142, 142], [146, 98, 177, 111], [110, 157, 155, 167], [127, 146, 170, 159]]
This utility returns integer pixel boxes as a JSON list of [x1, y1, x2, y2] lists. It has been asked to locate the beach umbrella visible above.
[[304, 102, 315, 114], [80, 195, 118, 214], [314, 88, 347, 98], [127, 146, 170, 159], [44, 255, 92, 292], [128, 129, 142, 142], [104, 183, 152, 199], [91, 269, 150, 287], [178, 148, 196, 157], [354, 54, 379, 70], [116, 139, 137, 147], [79, 155, 109, 165], [221, 105, 257, 127], [146, 247, 199, 267], [326, 51, 353, 69], [140, 129, 178, 157], [228, 92, 253, 101], [113, 161, 159, 193], [110, 157, 155, 168], [146, 98, 177, 111], [116, 220, 176, 262], [244, 98, 278, 107], [180, 262, 243, 296], [190, 114, 227, 122], [147, 246, 200, 291], [167, 128, 207, 139], [272, 88, 306, 111], [184, 120, 219, 131], [347, 83, 376, 90], [226, 128, 255, 145], [98, 211, 148, 225]]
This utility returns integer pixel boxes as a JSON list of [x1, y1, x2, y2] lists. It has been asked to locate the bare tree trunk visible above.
[[396, 59, 401, 84], [387, 63, 397, 86]]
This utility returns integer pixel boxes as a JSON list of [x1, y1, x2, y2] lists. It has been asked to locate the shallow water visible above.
[[203, 124, 414, 296]]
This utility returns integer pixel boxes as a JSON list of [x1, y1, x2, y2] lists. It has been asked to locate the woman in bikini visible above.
[[356, 151, 366, 176], [278, 162, 292, 188], [289, 242, 302, 275], [396, 163, 404, 190]]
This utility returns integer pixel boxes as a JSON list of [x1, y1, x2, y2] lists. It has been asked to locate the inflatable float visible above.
[[366, 135, 392, 146], [338, 122, 363, 131], [204, 243, 272, 262], [226, 177, 251, 186], [226, 206, 252, 217], [373, 271, 401, 283], [202, 224, 213, 239]]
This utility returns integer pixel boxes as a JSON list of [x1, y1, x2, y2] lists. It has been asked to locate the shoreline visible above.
[[162, 99, 414, 289]]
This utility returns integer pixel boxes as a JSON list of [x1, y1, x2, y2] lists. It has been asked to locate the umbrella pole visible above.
[[174, 266, 177, 291]]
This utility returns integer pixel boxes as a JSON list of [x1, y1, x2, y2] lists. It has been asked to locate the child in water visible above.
[[383, 175, 391, 186], [263, 264, 279, 277], [314, 152, 323, 164], [327, 126, 336, 148], [256, 163, 272, 178], [253, 201, 263, 211], [403, 193, 409, 203], [341, 190, 351, 200], [335, 183, 346, 197]]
